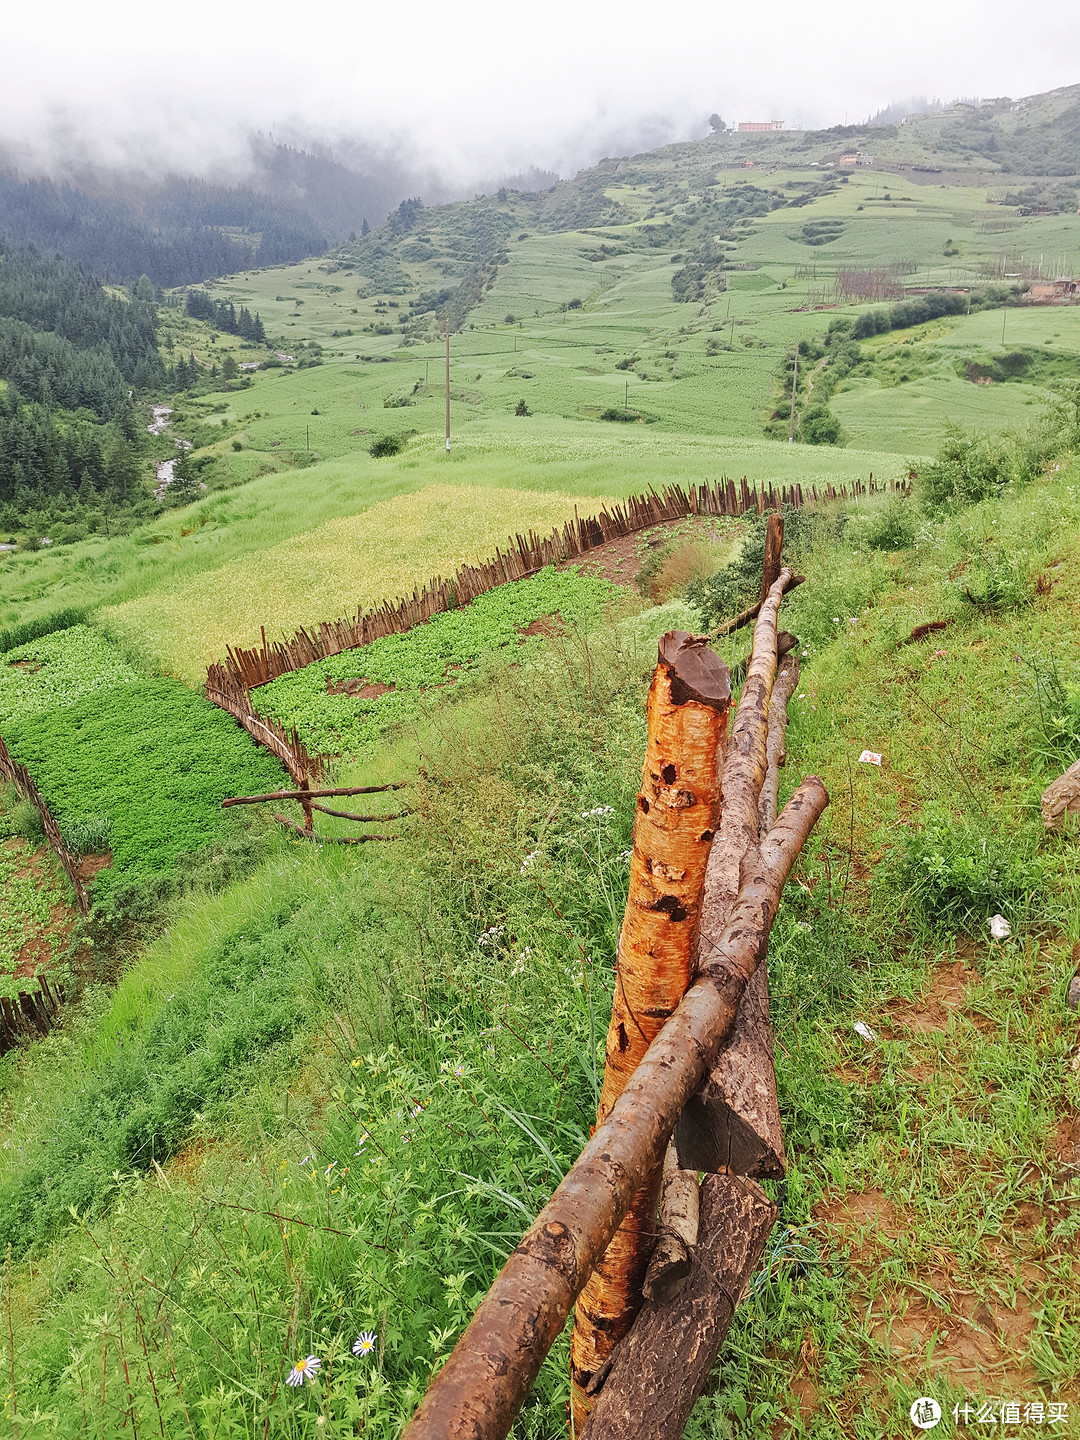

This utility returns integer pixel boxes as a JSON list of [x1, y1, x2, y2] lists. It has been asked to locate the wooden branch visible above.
[[642, 1142, 699, 1305], [708, 573, 804, 639], [757, 650, 800, 836], [582, 1175, 778, 1440], [570, 631, 732, 1423], [307, 802, 411, 821], [272, 814, 400, 842], [222, 783, 408, 807], [400, 775, 827, 1440]]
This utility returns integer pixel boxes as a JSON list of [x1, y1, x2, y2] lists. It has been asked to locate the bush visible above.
[[862, 495, 916, 551], [801, 404, 844, 445], [957, 547, 1033, 613], [915, 424, 1025, 513], [10, 798, 44, 842], [369, 433, 406, 457]]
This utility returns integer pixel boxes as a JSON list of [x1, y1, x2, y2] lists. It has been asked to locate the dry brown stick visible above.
[[399, 775, 827, 1440], [307, 803, 411, 822], [271, 814, 400, 843], [641, 1142, 699, 1305], [222, 783, 408, 807], [570, 631, 732, 1424], [757, 650, 801, 836], [583, 1175, 777, 1440], [707, 573, 804, 639]]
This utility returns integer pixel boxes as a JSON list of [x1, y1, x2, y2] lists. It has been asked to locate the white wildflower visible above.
[[352, 1331, 377, 1358], [519, 850, 540, 875], [286, 1356, 321, 1387]]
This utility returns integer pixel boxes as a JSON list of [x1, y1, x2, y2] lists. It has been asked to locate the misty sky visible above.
[[4, 0, 1080, 181]]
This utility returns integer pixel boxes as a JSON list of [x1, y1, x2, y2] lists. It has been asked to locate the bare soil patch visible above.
[[326, 677, 394, 699], [885, 961, 973, 1033], [518, 613, 565, 639], [869, 1288, 1037, 1388]]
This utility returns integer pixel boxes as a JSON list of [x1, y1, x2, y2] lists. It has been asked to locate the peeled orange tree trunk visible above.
[[569, 631, 731, 1426]]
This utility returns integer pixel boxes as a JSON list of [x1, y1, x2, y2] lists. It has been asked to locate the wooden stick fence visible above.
[[403, 526, 828, 1440], [0, 975, 64, 1057], [208, 474, 901, 696], [205, 475, 901, 788], [0, 733, 88, 915]]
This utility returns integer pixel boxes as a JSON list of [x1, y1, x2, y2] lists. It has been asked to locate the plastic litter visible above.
[[854, 1022, 877, 1044], [989, 914, 1011, 940], [858, 750, 882, 766]]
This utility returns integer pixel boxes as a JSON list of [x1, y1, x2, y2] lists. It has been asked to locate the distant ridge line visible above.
[[205, 472, 902, 771]]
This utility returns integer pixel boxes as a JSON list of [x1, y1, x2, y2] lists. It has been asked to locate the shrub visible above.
[[863, 495, 917, 551], [515, 398, 530, 416], [957, 547, 1033, 613], [801, 404, 844, 445], [635, 540, 716, 604], [10, 798, 44, 842], [915, 425, 1025, 513], [370, 433, 406, 457]]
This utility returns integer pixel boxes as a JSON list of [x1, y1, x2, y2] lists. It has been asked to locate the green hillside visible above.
[[1, 90, 1079, 1439]]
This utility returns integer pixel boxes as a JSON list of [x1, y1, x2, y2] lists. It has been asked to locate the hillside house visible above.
[[1024, 278, 1078, 305], [738, 120, 784, 132]]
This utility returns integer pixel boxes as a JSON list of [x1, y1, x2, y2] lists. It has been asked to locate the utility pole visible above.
[[1001, 306, 1007, 346], [625, 378, 629, 408], [306, 425, 310, 453], [788, 346, 799, 443], [445, 323, 451, 454]]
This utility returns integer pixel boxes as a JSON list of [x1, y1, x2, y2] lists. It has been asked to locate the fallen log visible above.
[[570, 631, 732, 1423], [271, 814, 400, 843], [757, 650, 801, 836], [222, 783, 407, 807], [582, 1175, 777, 1440], [400, 773, 827, 1440]]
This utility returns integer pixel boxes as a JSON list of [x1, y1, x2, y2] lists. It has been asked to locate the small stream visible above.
[[147, 406, 192, 498]]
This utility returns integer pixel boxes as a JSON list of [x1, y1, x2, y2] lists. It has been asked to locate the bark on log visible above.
[[400, 775, 827, 1440], [570, 632, 732, 1422], [675, 961, 785, 1179], [760, 512, 784, 604], [582, 1175, 777, 1440], [221, 783, 407, 807], [708, 574, 804, 639], [1041, 759, 1080, 832], [678, 580, 795, 1185], [642, 1141, 700, 1305], [757, 651, 800, 836]]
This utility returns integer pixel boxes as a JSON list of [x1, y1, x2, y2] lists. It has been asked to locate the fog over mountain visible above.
[[2, 0, 1078, 192]]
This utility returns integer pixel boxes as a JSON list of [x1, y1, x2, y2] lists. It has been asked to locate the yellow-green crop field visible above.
[[103, 483, 620, 680]]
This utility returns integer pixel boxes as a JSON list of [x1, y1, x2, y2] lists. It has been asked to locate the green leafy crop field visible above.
[[4, 670, 284, 916], [255, 566, 617, 755]]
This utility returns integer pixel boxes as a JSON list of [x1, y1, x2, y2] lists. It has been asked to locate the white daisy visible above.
[[286, 1355, 321, 1387], [352, 1331, 377, 1358]]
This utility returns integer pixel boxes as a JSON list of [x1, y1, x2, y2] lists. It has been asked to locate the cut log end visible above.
[[657, 631, 732, 711]]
